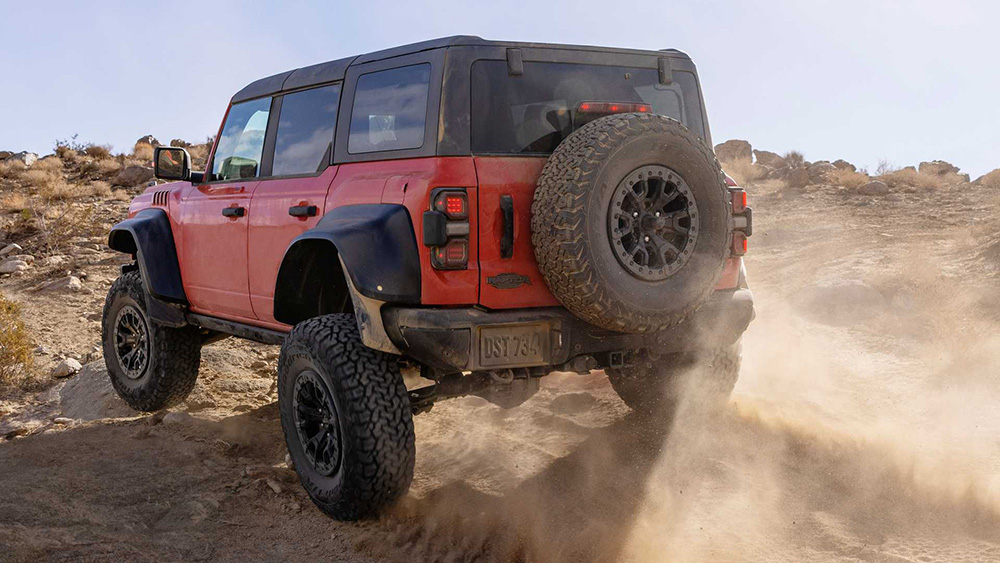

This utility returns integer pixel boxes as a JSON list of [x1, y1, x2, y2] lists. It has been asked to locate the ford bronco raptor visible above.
[[103, 36, 753, 520]]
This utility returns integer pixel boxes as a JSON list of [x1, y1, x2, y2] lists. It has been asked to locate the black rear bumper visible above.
[[383, 289, 754, 373]]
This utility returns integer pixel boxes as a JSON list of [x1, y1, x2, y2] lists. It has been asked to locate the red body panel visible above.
[[248, 167, 339, 324], [474, 157, 560, 309], [328, 157, 480, 306]]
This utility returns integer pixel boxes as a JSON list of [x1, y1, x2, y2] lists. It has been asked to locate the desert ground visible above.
[[1, 140, 999, 562]]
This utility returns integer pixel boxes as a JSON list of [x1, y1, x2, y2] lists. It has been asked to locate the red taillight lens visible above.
[[433, 191, 468, 220], [432, 239, 469, 270], [730, 189, 747, 213], [732, 232, 747, 256], [577, 101, 652, 114]]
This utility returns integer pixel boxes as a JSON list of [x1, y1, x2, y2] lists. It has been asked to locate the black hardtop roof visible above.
[[231, 36, 691, 103]]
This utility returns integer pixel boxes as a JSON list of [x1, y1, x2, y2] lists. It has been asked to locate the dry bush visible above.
[[878, 168, 954, 190], [86, 181, 112, 197], [54, 145, 78, 161], [0, 160, 27, 180], [724, 160, 765, 186], [828, 168, 871, 189], [32, 157, 64, 173], [29, 203, 104, 253], [0, 192, 30, 213], [0, 293, 35, 392], [109, 189, 131, 201], [188, 143, 211, 170], [83, 144, 113, 160], [133, 142, 154, 162], [79, 158, 121, 180], [784, 150, 806, 168]]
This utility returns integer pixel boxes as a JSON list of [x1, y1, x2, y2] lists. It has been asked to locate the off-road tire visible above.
[[278, 314, 414, 521], [607, 342, 742, 414], [531, 113, 732, 333], [101, 271, 202, 411]]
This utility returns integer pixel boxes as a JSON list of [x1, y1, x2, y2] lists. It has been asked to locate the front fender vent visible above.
[[152, 190, 169, 207]]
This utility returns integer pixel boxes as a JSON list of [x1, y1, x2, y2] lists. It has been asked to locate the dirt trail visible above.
[[2, 179, 1000, 562]]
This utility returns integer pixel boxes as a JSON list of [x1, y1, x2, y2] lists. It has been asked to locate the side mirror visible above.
[[154, 146, 192, 181]]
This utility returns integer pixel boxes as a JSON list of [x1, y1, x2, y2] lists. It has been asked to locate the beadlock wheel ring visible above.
[[608, 164, 700, 281], [114, 304, 150, 380]]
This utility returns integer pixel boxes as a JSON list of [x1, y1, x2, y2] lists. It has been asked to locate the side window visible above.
[[348, 64, 430, 154], [211, 97, 271, 181], [272, 84, 341, 176]]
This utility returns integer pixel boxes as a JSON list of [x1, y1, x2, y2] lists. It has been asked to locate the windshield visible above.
[[471, 60, 706, 154]]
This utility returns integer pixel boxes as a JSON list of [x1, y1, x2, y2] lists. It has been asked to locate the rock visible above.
[[0, 243, 22, 257], [84, 312, 102, 321], [44, 255, 70, 266], [832, 159, 856, 172], [52, 358, 83, 378], [714, 139, 753, 165], [265, 478, 284, 494], [41, 276, 83, 292], [135, 135, 160, 148], [0, 151, 12, 160], [52, 417, 74, 425], [974, 169, 1000, 188], [785, 168, 811, 188], [753, 149, 786, 168], [59, 362, 134, 420], [859, 180, 890, 195], [807, 161, 837, 183], [113, 165, 155, 187], [169, 138, 191, 148], [4, 151, 38, 167], [163, 411, 195, 425], [918, 160, 960, 176], [0, 259, 29, 274], [250, 360, 267, 370], [9, 254, 34, 265]]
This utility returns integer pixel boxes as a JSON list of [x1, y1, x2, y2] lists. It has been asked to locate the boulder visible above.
[[918, 160, 960, 176], [859, 180, 890, 195], [714, 139, 753, 164], [974, 169, 1000, 188], [807, 161, 837, 183], [0, 259, 29, 274], [135, 135, 160, 148], [52, 358, 83, 378], [59, 362, 134, 420], [785, 168, 810, 188], [832, 159, 856, 172], [1, 243, 23, 257], [113, 164, 155, 187], [41, 275, 83, 292], [0, 151, 12, 160], [4, 151, 38, 167], [753, 149, 786, 169], [169, 138, 191, 148]]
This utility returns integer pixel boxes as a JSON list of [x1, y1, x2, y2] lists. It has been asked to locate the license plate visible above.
[[479, 324, 549, 368]]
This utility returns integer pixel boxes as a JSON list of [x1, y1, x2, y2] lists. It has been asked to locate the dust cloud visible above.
[[360, 184, 1000, 562]]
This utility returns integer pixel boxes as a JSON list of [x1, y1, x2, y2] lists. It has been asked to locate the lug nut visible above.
[[644, 236, 650, 242]]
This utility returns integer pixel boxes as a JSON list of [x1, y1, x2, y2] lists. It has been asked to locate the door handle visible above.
[[222, 206, 246, 218], [288, 205, 318, 218], [500, 195, 514, 259]]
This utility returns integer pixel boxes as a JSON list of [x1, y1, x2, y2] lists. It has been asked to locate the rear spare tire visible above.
[[531, 113, 731, 333]]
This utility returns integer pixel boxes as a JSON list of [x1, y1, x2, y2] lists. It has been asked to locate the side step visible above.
[[186, 314, 287, 345]]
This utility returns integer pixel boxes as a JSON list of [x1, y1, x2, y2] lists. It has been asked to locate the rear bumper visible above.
[[383, 288, 755, 373]]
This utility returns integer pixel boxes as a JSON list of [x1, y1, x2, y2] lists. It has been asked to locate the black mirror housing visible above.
[[154, 146, 193, 181]]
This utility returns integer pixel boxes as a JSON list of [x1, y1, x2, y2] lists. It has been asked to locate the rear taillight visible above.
[[577, 101, 652, 115], [424, 188, 470, 270], [728, 187, 752, 255]]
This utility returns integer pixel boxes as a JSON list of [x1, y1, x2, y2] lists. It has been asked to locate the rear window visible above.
[[348, 64, 431, 154], [471, 61, 705, 154]]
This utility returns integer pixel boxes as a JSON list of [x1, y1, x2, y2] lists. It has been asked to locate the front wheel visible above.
[[606, 341, 742, 414], [278, 314, 415, 520], [102, 271, 202, 411]]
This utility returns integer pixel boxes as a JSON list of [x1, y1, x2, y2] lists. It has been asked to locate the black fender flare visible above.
[[273, 204, 421, 326], [107, 208, 187, 304]]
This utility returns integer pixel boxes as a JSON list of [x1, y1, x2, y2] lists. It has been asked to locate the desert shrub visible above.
[[784, 150, 805, 168], [83, 144, 112, 160], [133, 142, 154, 162], [878, 168, 948, 190], [0, 160, 27, 180], [188, 143, 211, 169], [723, 160, 765, 186], [0, 293, 35, 392], [32, 157, 64, 173], [875, 158, 897, 176], [828, 168, 871, 189], [109, 189, 131, 201], [86, 181, 112, 197], [30, 203, 104, 252], [0, 192, 30, 213]]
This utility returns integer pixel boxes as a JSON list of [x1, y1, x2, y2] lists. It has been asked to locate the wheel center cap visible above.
[[640, 213, 661, 232]]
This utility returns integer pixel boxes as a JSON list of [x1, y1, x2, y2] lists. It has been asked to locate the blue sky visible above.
[[1, 0, 997, 176]]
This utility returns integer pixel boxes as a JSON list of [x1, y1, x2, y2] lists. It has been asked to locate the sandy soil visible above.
[[2, 178, 999, 562]]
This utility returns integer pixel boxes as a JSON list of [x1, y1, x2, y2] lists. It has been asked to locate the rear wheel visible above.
[[278, 314, 414, 520], [607, 342, 742, 414], [101, 271, 202, 411]]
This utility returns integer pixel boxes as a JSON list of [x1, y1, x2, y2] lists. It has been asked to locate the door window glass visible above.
[[348, 64, 431, 154], [272, 84, 341, 176], [211, 97, 271, 181]]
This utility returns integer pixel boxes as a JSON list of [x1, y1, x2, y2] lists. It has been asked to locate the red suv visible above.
[[103, 36, 753, 520]]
